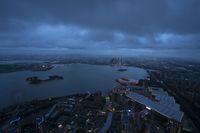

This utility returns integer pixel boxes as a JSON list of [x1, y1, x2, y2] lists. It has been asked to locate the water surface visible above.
[[0, 64, 147, 108]]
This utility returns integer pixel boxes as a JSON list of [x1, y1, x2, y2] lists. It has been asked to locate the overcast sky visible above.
[[0, 0, 200, 58]]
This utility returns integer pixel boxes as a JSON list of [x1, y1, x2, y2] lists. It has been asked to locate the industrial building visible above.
[[126, 87, 184, 133]]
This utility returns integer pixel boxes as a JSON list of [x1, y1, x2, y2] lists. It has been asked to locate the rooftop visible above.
[[127, 91, 184, 122]]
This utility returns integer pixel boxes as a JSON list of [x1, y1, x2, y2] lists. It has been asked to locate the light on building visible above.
[[58, 124, 63, 128], [146, 106, 151, 110]]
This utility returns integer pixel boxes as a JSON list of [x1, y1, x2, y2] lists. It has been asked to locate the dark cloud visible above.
[[0, 0, 200, 55]]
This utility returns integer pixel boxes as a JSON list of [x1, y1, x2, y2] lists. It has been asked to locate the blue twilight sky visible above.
[[0, 0, 200, 59]]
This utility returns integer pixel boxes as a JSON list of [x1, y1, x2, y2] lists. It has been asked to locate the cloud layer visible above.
[[0, 0, 200, 55]]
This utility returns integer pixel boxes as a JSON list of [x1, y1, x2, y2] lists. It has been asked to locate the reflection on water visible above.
[[0, 64, 147, 108]]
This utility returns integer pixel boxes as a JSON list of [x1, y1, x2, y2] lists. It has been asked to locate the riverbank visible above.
[[0, 63, 53, 73]]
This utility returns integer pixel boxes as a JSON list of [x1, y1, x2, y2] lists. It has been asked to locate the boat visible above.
[[118, 68, 127, 71]]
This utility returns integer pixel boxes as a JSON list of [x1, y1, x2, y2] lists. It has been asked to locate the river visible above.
[[0, 63, 147, 108]]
